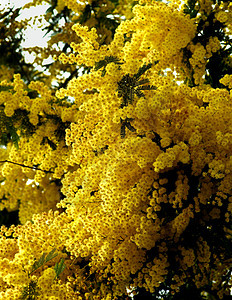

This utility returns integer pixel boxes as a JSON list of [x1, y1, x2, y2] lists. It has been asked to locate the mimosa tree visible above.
[[0, 0, 232, 299]]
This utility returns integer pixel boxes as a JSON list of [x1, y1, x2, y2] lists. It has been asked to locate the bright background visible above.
[[0, 0, 50, 48], [0, 0, 51, 65]]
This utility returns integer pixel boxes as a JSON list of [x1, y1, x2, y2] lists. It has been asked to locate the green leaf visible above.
[[134, 63, 152, 80], [120, 124, 125, 138], [19, 279, 40, 300], [94, 55, 122, 76], [0, 85, 13, 92], [125, 121, 136, 132], [54, 257, 66, 279], [5, 122, 20, 149], [41, 137, 57, 150], [45, 248, 58, 263], [134, 79, 149, 86], [31, 253, 46, 273], [183, 0, 198, 18], [30, 248, 58, 274], [0, 133, 8, 146], [9, 126, 19, 149], [133, 61, 159, 81]]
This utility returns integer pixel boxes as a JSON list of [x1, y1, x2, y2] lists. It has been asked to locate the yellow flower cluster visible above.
[[198, 0, 214, 16], [59, 25, 109, 68], [1, 74, 27, 117], [116, 1, 196, 71], [113, 0, 136, 20], [153, 142, 190, 172], [53, 1, 232, 295], [0, 211, 81, 299], [220, 74, 232, 89], [215, 7, 232, 25], [187, 35, 223, 85], [56, 0, 66, 13], [0, 72, 74, 222], [0, 0, 232, 299]]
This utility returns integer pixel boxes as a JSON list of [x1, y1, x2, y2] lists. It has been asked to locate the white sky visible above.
[[0, 0, 50, 63]]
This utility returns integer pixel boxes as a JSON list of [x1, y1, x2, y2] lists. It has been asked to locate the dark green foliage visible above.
[[0, 107, 36, 148], [19, 280, 40, 300], [183, 0, 198, 18], [77, 1, 121, 37], [0, 85, 13, 92], [41, 136, 57, 150], [117, 62, 157, 108], [43, 113, 71, 142], [54, 257, 66, 279], [0, 111, 19, 149], [117, 62, 158, 138], [133, 63, 153, 80], [30, 248, 58, 275], [44, 0, 71, 38], [120, 117, 136, 138], [20, 250, 66, 299], [94, 55, 123, 77]]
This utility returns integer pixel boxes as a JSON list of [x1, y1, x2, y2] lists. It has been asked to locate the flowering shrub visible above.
[[0, 0, 232, 299]]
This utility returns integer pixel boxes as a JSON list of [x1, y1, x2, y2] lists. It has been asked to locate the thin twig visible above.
[[0, 160, 54, 173]]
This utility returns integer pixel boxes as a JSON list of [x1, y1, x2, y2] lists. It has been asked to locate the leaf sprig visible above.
[[0, 85, 14, 92], [120, 117, 136, 138], [20, 249, 66, 299], [29, 248, 58, 275], [117, 61, 158, 138], [0, 107, 36, 149], [117, 61, 158, 108], [54, 257, 66, 279], [19, 279, 40, 300], [94, 55, 123, 77], [183, 0, 198, 19], [29, 248, 66, 278]]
